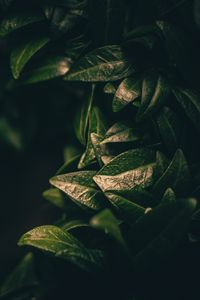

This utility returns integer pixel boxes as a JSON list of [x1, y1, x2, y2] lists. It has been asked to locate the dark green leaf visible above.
[[130, 198, 196, 271], [64, 45, 135, 82], [0, 12, 44, 37], [18, 226, 105, 272], [90, 209, 126, 246], [103, 82, 117, 94], [173, 87, 200, 132], [74, 85, 95, 145], [160, 188, 176, 204], [153, 149, 191, 198], [156, 106, 180, 153], [136, 71, 170, 122], [20, 56, 72, 85], [10, 36, 50, 79], [50, 171, 105, 211], [0, 253, 38, 299], [78, 107, 107, 169], [105, 192, 145, 224], [112, 78, 141, 112]]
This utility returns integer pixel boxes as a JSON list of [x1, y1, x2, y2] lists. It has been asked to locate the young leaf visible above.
[[64, 45, 135, 82], [91, 132, 114, 167], [90, 209, 126, 246], [136, 71, 170, 122], [0, 12, 44, 37], [18, 226, 105, 272], [20, 56, 72, 84], [74, 84, 95, 145], [173, 87, 200, 132], [50, 171, 105, 211], [153, 149, 191, 198], [93, 148, 156, 193], [10, 35, 50, 79], [78, 107, 107, 169], [104, 82, 117, 94], [0, 253, 38, 299], [105, 192, 145, 224], [156, 106, 180, 153], [112, 78, 141, 112], [43, 188, 67, 210]]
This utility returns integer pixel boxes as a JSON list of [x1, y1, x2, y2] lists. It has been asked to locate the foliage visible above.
[[1, 0, 200, 299]]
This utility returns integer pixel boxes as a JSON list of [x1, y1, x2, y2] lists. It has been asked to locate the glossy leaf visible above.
[[0, 12, 44, 37], [50, 171, 105, 211], [93, 148, 156, 193], [91, 132, 113, 167], [105, 192, 145, 224], [156, 106, 180, 153], [112, 78, 141, 112], [173, 87, 200, 132], [19, 56, 71, 84], [100, 122, 141, 144], [78, 107, 107, 169], [74, 85, 95, 145], [0, 253, 38, 299], [18, 226, 105, 272], [64, 45, 135, 82], [136, 71, 170, 122], [153, 149, 191, 198], [10, 35, 50, 79]]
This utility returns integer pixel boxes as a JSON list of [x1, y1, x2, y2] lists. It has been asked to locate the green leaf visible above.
[[130, 198, 196, 271], [154, 151, 169, 179], [18, 226, 105, 272], [153, 149, 191, 198], [156, 106, 180, 153], [0, 118, 23, 150], [90, 209, 125, 246], [105, 192, 145, 224], [20, 56, 72, 85], [0, 12, 44, 37], [64, 45, 135, 82], [78, 107, 107, 169], [160, 188, 176, 204], [50, 171, 105, 211], [112, 78, 141, 112], [93, 148, 156, 193], [0, 253, 38, 299], [43, 188, 67, 210], [103, 82, 117, 94], [136, 71, 170, 122], [91, 132, 114, 167], [173, 87, 200, 131], [100, 122, 141, 144], [10, 35, 50, 79], [61, 220, 89, 231], [74, 84, 95, 145]]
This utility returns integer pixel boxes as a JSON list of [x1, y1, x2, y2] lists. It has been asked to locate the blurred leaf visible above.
[[0, 118, 23, 150], [64, 45, 135, 82], [20, 56, 72, 84], [0, 12, 44, 37], [18, 226, 105, 272], [130, 198, 196, 271], [0, 253, 38, 299], [10, 35, 50, 79], [112, 78, 141, 112], [50, 171, 105, 211], [90, 209, 126, 246], [160, 188, 176, 204], [103, 82, 117, 94]]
